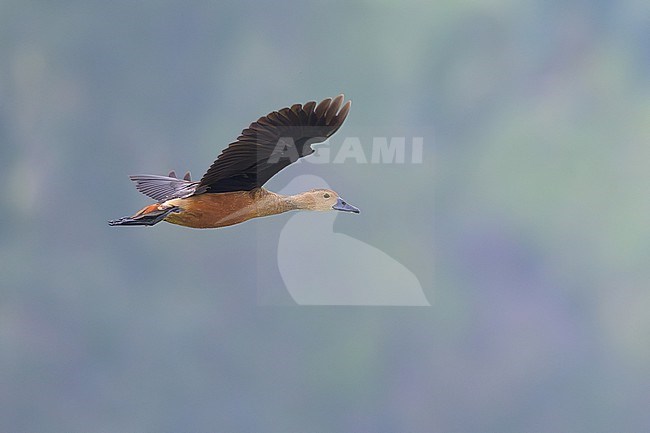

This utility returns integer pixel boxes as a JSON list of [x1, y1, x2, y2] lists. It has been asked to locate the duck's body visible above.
[[109, 95, 359, 229], [163, 189, 288, 229]]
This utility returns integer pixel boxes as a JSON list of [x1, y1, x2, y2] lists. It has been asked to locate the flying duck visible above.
[[108, 94, 359, 229]]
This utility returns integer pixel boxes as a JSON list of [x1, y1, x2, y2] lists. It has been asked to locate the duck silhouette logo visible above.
[[277, 175, 430, 306]]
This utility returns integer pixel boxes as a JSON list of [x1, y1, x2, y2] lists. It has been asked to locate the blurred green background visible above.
[[2, 0, 649, 431]]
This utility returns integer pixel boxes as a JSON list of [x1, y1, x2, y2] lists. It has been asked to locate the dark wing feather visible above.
[[130, 174, 199, 202], [197, 94, 351, 193]]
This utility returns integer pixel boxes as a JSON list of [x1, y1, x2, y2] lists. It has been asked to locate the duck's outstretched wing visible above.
[[129, 173, 199, 202], [197, 94, 351, 193]]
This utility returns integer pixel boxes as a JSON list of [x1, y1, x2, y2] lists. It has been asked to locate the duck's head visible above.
[[299, 189, 360, 213]]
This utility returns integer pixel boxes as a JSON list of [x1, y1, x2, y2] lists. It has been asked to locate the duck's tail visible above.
[[108, 204, 180, 227]]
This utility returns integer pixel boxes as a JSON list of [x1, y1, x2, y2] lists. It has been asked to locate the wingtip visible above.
[[337, 94, 351, 112], [335, 93, 350, 104], [338, 99, 352, 121], [326, 95, 344, 123], [315, 97, 332, 117]]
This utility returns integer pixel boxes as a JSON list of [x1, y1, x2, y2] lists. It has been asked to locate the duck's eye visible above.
[[323, 193, 330, 199]]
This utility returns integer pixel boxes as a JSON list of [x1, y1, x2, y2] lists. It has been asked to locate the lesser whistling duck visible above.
[[108, 95, 359, 229]]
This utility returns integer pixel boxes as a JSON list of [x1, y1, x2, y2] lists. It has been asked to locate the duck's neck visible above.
[[277, 192, 313, 212], [257, 189, 317, 216]]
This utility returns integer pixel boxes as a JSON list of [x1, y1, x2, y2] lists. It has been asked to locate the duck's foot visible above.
[[108, 206, 180, 227]]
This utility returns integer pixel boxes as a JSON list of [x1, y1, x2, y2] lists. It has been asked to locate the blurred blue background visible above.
[[2, 1, 649, 431]]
